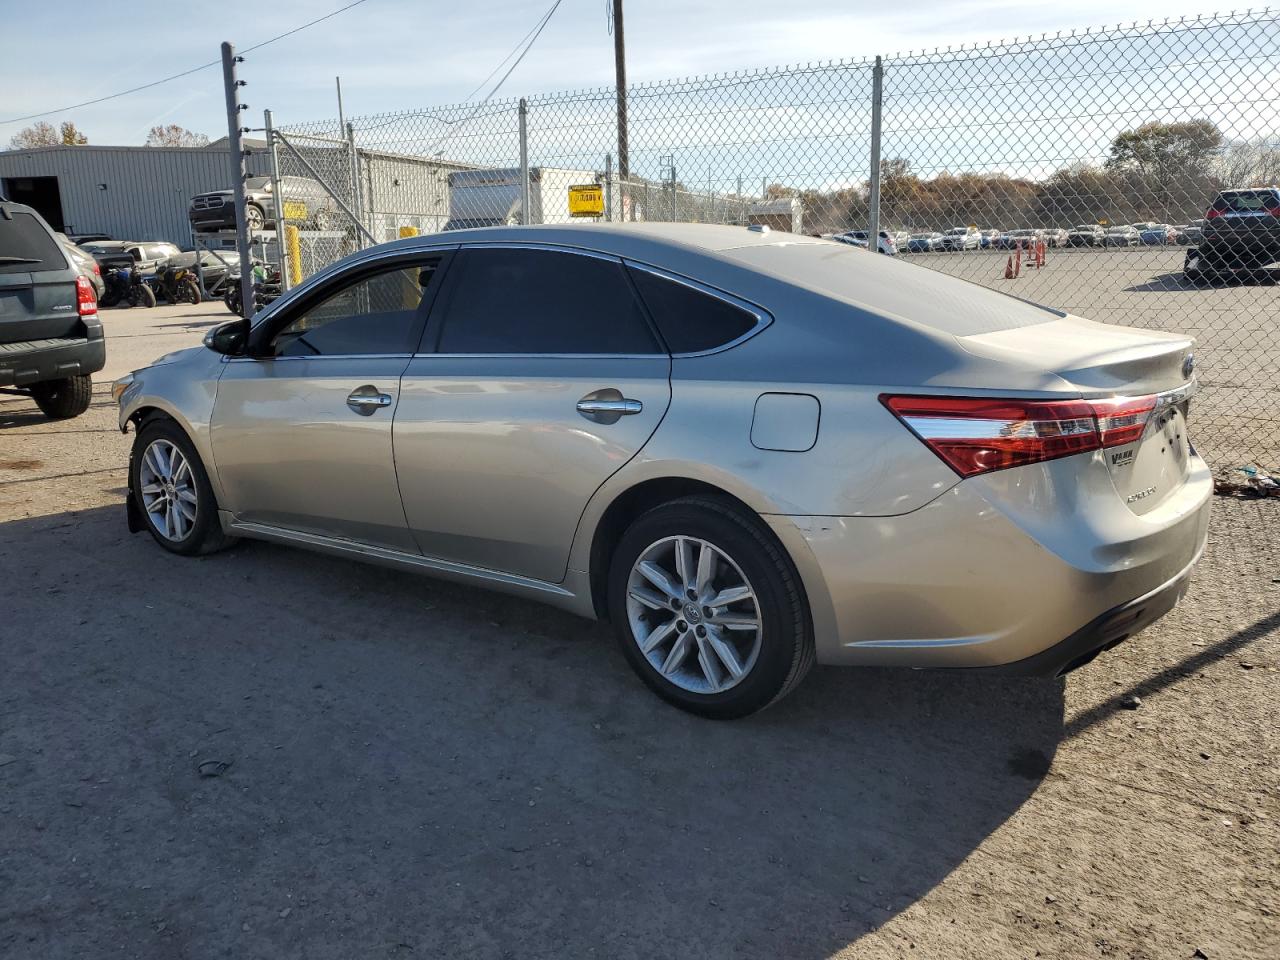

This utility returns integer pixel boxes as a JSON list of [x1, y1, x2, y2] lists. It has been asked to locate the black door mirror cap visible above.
[[204, 318, 250, 356]]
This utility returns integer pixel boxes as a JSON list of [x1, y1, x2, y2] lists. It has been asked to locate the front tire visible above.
[[608, 496, 814, 719], [130, 284, 156, 308], [130, 419, 235, 556], [30, 375, 93, 419], [245, 203, 266, 231]]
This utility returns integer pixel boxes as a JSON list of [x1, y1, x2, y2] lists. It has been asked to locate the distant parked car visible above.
[[1140, 224, 1177, 245], [1104, 225, 1141, 246], [80, 241, 180, 274], [1043, 227, 1069, 248], [1067, 224, 1105, 247], [189, 175, 338, 233], [906, 232, 942, 253], [1179, 219, 1205, 245], [56, 232, 104, 299], [67, 232, 112, 245], [996, 228, 1043, 250], [838, 230, 897, 255], [1185, 187, 1280, 283], [939, 227, 981, 251]]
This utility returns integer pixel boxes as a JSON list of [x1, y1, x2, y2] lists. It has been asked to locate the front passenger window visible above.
[[269, 262, 437, 357]]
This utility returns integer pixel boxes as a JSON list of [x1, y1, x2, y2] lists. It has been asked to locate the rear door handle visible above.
[[347, 385, 393, 416], [576, 398, 643, 417]]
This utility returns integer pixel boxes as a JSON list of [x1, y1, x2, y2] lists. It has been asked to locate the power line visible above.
[[0, 0, 374, 126], [423, 0, 562, 155], [462, 3, 559, 103]]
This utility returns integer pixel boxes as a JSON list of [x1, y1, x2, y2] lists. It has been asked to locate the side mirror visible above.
[[204, 317, 249, 356]]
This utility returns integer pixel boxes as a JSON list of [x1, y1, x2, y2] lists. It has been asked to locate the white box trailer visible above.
[[445, 167, 603, 229]]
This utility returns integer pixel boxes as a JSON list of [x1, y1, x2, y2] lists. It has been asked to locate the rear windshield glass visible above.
[[725, 241, 1057, 336], [1213, 190, 1280, 212], [0, 210, 67, 275]]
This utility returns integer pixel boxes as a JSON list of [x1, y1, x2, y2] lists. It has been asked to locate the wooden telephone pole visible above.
[[612, 0, 629, 183]]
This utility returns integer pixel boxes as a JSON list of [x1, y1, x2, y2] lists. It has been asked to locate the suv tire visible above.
[[31, 375, 93, 419]]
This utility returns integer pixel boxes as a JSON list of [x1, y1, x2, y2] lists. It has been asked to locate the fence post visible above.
[[604, 152, 613, 222], [868, 55, 883, 248], [221, 41, 255, 318], [264, 109, 290, 291], [347, 121, 364, 249], [518, 98, 530, 225]]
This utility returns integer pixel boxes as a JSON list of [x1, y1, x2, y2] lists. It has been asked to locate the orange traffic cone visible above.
[[1014, 252, 1021, 278], [1004, 255, 1014, 279]]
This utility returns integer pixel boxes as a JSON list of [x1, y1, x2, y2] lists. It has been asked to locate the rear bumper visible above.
[[968, 548, 1198, 677], [767, 450, 1212, 670], [0, 329, 105, 387]]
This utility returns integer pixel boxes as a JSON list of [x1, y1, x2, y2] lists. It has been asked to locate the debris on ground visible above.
[[1120, 695, 1142, 710], [196, 759, 233, 778], [1213, 464, 1280, 498]]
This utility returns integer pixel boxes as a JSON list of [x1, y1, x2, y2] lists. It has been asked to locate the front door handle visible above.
[[346, 385, 393, 416]]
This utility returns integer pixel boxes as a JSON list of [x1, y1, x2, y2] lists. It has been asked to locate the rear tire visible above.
[[130, 284, 156, 308], [608, 496, 814, 719], [30, 375, 93, 419], [130, 418, 236, 556], [179, 278, 201, 303]]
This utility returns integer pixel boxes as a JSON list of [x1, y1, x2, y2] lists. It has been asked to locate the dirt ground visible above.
[[1, 300, 1277, 960]]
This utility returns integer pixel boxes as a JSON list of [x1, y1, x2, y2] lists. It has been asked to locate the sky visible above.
[[0, 0, 1240, 146]]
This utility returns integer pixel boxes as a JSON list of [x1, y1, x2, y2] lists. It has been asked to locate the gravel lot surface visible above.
[[1, 297, 1277, 960]]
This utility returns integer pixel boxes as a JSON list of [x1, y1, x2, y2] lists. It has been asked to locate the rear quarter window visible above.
[[0, 211, 69, 275], [626, 266, 760, 354]]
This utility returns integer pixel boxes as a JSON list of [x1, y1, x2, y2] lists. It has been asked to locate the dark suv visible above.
[[0, 198, 105, 419], [1185, 187, 1280, 282]]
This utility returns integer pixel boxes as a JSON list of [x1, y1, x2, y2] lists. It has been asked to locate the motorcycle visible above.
[[100, 266, 156, 308], [155, 263, 202, 305], [224, 261, 282, 318]]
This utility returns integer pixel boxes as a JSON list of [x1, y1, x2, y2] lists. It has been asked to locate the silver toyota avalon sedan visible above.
[[114, 223, 1211, 718]]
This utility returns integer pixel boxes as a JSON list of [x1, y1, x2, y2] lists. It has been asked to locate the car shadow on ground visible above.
[[0, 506, 1065, 959], [1125, 269, 1279, 292]]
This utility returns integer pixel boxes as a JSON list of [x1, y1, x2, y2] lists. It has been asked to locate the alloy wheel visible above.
[[625, 535, 763, 694], [139, 439, 198, 541]]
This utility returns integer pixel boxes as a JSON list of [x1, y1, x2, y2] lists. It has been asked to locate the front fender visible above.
[[117, 349, 227, 504]]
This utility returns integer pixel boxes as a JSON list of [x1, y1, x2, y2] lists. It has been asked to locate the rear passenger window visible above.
[[0, 211, 67, 275], [437, 247, 660, 355], [627, 266, 759, 354]]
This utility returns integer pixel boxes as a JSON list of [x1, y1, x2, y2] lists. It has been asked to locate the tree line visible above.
[[767, 121, 1280, 234], [7, 122, 210, 149]]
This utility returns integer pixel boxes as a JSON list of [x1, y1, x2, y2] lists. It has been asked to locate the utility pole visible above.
[[221, 42, 255, 319], [612, 0, 629, 187]]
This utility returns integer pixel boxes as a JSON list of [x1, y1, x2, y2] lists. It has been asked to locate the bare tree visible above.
[[145, 124, 210, 148]]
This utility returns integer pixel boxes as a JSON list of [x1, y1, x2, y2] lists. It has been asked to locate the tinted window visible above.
[[1216, 190, 1280, 212], [269, 261, 436, 357], [627, 267, 758, 354], [437, 248, 659, 354], [0, 211, 68, 275]]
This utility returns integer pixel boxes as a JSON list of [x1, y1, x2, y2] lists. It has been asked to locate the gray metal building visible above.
[[0, 141, 472, 247], [0, 144, 245, 243]]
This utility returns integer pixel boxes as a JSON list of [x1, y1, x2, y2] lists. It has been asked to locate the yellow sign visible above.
[[568, 184, 604, 218], [282, 200, 310, 221], [1098, 218, 1110, 226]]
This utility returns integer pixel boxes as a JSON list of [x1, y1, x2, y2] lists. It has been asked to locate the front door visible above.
[[394, 245, 672, 583], [211, 256, 446, 551]]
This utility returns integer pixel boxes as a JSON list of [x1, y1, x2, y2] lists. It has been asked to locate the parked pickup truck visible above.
[[188, 176, 337, 233], [0, 198, 104, 419]]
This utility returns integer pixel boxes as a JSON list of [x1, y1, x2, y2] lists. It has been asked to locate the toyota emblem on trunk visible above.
[[1182, 353, 1195, 379]]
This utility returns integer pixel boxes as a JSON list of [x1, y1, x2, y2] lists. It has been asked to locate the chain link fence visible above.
[[267, 9, 1280, 470]]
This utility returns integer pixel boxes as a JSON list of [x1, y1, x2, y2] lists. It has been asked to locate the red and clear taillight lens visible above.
[[880, 394, 1157, 478], [76, 274, 97, 318]]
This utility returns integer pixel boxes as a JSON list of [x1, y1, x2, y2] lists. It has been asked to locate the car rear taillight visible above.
[[1205, 208, 1224, 219], [76, 275, 97, 317], [880, 394, 1157, 478], [92, 262, 101, 275]]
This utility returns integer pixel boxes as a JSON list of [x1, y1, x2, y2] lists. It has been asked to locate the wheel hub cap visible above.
[[138, 439, 197, 542], [625, 535, 762, 695]]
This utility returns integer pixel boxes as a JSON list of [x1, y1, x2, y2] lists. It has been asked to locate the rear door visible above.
[[0, 204, 80, 345], [394, 244, 672, 583]]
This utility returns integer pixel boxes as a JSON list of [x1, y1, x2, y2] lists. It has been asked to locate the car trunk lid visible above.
[[957, 316, 1195, 514]]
